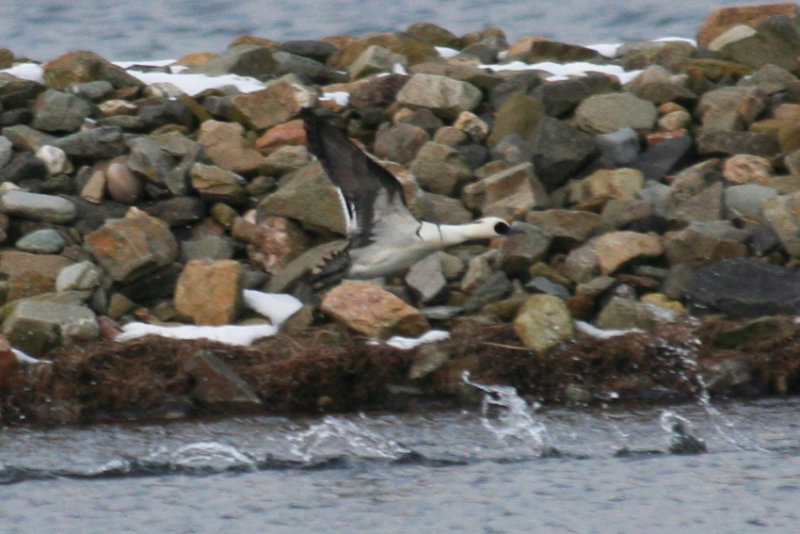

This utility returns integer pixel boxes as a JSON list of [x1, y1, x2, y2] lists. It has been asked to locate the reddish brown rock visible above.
[[6, 270, 56, 301], [106, 161, 144, 204], [722, 154, 772, 184], [197, 120, 265, 174], [594, 231, 664, 275], [42, 50, 143, 89], [320, 280, 430, 339], [697, 3, 799, 49], [0, 250, 73, 279], [85, 210, 178, 282], [255, 119, 306, 155], [230, 79, 317, 130], [174, 259, 243, 325], [231, 216, 309, 273]]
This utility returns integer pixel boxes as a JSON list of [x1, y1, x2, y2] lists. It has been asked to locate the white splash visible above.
[[483, 59, 642, 84], [371, 329, 451, 350], [575, 320, 643, 339]]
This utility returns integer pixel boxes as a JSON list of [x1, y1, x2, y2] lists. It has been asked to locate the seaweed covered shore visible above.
[[4, 4, 800, 424]]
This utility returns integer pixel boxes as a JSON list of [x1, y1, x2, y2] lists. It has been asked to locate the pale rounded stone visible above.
[[35, 145, 68, 174], [15, 228, 66, 254], [56, 261, 102, 292], [106, 162, 143, 204], [722, 154, 772, 184], [513, 294, 575, 354], [594, 231, 663, 275]]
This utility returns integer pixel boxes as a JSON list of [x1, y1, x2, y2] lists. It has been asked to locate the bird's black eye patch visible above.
[[494, 222, 511, 235]]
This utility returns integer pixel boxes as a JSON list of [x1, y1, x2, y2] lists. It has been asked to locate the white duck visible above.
[[270, 110, 516, 297]]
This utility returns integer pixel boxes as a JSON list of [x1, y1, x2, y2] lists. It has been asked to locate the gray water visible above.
[[0, 0, 788, 61], [2, 395, 799, 533]]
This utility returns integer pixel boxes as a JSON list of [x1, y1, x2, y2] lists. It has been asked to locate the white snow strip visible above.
[[575, 320, 643, 339], [115, 323, 279, 345], [321, 90, 350, 107], [113, 59, 179, 69], [435, 46, 459, 59], [372, 329, 451, 350], [483, 60, 642, 84], [116, 290, 303, 345], [1, 62, 44, 83], [125, 69, 266, 96]]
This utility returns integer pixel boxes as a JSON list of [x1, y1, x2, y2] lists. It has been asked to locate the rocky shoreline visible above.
[[3, 3, 800, 425]]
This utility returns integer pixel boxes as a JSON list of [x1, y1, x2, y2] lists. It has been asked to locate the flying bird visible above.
[[269, 109, 516, 300]]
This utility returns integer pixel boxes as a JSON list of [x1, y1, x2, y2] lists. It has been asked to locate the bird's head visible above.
[[473, 217, 523, 238]]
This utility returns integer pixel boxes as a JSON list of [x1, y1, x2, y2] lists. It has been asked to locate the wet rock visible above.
[[528, 116, 597, 190], [373, 122, 429, 164], [15, 228, 66, 254], [190, 44, 277, 80], [595, 296, 682, 330], [575, 93, 658, 135], [55, 261, 102, 292], [409, 142, 472, 196], [32, 89, 93, 133], [526, 209, 600, 244], [42, 50, 142, 90], [182, 349, 263, 408], [513, 294, 575, 354], [53, 125, 126, 158], [405, 253, 448, 305], [174, 259, 243, 325], [395, 73, 482, 117], [229, 77, 317, 130], [594, 231, 663, 275], [84, 210, 179, 282], [320, 280, 430, 339], [462, 162, 547, 218], [0, 190, 76, 223], [486, 93, 544, 148], [3, 300, 98, 356], [189, 163, 248, 205], [684, 257, 800, 317], [662, 221, 749, 267], [197, 119, 265, 174], [259, 162, 346, 234]]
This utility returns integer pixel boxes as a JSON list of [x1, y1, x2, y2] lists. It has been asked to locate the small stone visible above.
[[80, 167, 106, 204], [722, 154, 772, 184], [182, 350, 262, 408], [595, 296, 681, 330], [174, 259, 243, 325], [106, 162, 143, 204], [373, 123, 429, 165], [409, 142, 472, 196], [53, 126, 126, 158], [528, 116, 597, 190], [0, 190, 76, 223], [575, 92, 658, 135], [56, 261, 102, 292], [229, 77, 317, 130], [526, 209, 600, 244], [349, 45, 407, 79], [197, 120, 265, 174], [395, 73, 482, 117], [15, 228, 66, 254], [594, 231, 663, 275], [32, 89, 93, 133], [461, 162, 547, 219], [320, 280, 430, 339], [35, 145, 68, 175], [513, 294, 575, 354], [3, 300, 99, 356], [190, 163, 248, 205], [405, 253, 448, 305], [84, 210, 179, 282]]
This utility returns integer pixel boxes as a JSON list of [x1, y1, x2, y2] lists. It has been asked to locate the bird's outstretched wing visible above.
[[301, 109, 417, 248]]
